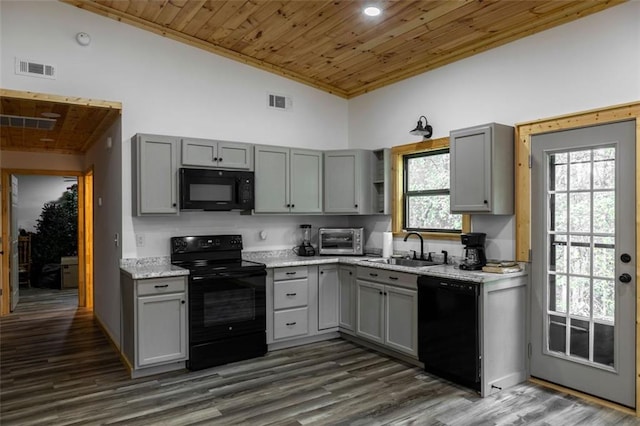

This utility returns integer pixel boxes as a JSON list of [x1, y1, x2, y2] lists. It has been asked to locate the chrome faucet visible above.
[[403, 232, 425, 260]]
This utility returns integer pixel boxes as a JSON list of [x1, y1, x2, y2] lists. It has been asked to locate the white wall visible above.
[[348, 1, 640, 260], [84, 120, 123, 344], [15, 175, 76, 233]]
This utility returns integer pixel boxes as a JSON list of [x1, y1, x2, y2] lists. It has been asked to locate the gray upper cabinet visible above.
[[254, 145, 322, 213], [324, 150, 374, 214], [450, 123, 514, 214], [181, 138, 253, 170], [132, 133, 179, 216]]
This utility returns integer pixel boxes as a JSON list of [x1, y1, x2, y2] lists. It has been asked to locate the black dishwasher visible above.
[[417, 275, 480, 391]]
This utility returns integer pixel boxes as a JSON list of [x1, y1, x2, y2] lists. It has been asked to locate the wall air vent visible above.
[[0, 114, 57, 130], [267, 92, 292, 111], [15, 58, 56, 79]]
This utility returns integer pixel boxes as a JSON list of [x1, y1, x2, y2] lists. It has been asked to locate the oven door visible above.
[[189, 269, 266, 344]]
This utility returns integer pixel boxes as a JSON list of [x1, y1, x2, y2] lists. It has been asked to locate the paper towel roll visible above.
[[382, 232, 393, 258]]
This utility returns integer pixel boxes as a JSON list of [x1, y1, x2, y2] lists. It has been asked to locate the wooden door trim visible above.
[[515, 100, 640, 415], [0, 169, 89, 315]]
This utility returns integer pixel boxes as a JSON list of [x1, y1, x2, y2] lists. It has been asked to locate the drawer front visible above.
[[274, 308, 309, 340], [274, 266, 308, 281], [137, 277, 186, 296], [357, 266, 417, 289], [274, 279, 308, 309], [379, 269, 417, 289]]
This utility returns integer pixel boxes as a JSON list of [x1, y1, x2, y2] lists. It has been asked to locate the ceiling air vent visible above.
[[15, 58, 56, 79], [0, 114, 57, 130], [267, 92, 292, 111]]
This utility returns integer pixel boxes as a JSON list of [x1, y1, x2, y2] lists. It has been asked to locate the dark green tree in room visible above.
[[31, 184, 78, 284]]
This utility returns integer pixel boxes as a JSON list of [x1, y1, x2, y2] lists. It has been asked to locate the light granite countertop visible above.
[[119, 253, 527, 283], [243, 252, 527, 284], [119, 257, 189, 280]]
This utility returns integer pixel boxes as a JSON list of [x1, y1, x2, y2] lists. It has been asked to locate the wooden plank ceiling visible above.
[[0, 89, 121, 155], [62, 0, 625, 98]]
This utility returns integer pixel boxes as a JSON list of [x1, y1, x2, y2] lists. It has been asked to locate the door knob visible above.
[[620, 253, 631, 263], [619, 273, 632, 283]]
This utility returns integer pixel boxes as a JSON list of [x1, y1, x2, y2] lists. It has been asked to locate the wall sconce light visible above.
[[409, 115, 433, 139]]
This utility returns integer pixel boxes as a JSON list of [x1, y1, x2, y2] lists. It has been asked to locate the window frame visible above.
[[391, 137, 470, 239]]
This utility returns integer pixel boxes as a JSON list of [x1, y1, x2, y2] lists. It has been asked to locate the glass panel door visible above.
[[546, 147, 616, 368]]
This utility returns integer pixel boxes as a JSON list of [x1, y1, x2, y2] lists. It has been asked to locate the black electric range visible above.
[[170, 235, 267, 371]]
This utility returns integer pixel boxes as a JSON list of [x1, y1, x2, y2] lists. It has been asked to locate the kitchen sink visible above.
[[364, 257, 439, 267]]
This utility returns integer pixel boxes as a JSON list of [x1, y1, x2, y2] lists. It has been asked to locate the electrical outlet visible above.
[[136, 234, 145, 247]]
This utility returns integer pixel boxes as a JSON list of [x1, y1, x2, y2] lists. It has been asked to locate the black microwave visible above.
[[179, 168, 254, 211]]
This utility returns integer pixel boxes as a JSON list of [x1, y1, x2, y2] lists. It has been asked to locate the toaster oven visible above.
[[318, 228, 364, 255]]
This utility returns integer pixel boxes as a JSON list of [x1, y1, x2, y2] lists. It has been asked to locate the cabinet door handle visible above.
[[213, 157, 218, 161], [172, 203, 177, 207], [355, 204, 358, 208], [389, 276, 398, 280], [379, 291, 383, 295], [154, 284, 169, 288], [320, 271, 324, 274], [291, 204, 295, 208], [286, 322, 297, 326], [384, 292, 387, 296], [483, 200, 488, 204], [369, 273, 378, 277], [286, 293, 297, 296], [218, 157, 222, 162], [286, 272, 297, 275], [181, 300, 185, 304]]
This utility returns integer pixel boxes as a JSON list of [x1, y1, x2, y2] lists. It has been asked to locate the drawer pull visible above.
[[389, 276, 399, 280], [154, 284, 169, 288], [369, 273, 378, 277], [286, 322, 297, 326], [286, 272, 297, 275], [286, 293, 297, 296]]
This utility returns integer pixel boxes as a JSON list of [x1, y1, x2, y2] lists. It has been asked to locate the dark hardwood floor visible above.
[[1, 288, 638, 426]]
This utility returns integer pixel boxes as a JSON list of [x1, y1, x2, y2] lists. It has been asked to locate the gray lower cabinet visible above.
[[450, 122, 514, 214], [181, 137, 253, 170], [338, 265, 356, 334], [355, 267, 418, 357], [318, 264, 339, 330], [479, 276, 527, 396], [121, 274, 188, 377], [269, 266, 314, 343], [132, 133, 179, 215], [267, 264, 342, 348], [255, 145, 323, 213]]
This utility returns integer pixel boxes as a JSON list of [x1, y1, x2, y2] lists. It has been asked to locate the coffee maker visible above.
[[459, 232, 487, 270], [295, 224, 316, 257]]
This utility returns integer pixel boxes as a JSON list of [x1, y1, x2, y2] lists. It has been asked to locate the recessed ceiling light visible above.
[[363, 6, 381, 17], [41, 112, 61, 118]]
